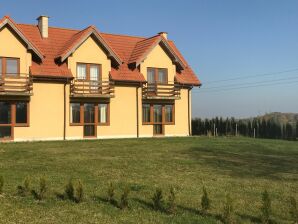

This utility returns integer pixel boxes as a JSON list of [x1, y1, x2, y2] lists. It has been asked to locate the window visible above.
[[146, 68, 168, 84], [70, 103, 81, 124], [98, 104, 108, 124], [70, 102, 110, 137], [153, 124, 163, 135], [16, 102, 27, 124], [142, 104, 151, 123], [76, 63, 101, 81], [142, 104, 174, 125], [165, 105, 173, 123], [0, 101, 29, 140], [0, 58, 19, 77], [77, 64, 87, 80]]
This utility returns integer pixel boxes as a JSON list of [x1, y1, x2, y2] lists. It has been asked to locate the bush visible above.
[[75, 180, 84, 203], [167, 187, 176, 214], [201, 186, 211, 215], [32, 177, 47, 200], [17, 177, 31, 196], [119, 186, 130, 209], [0, 175, 3, 194], [260, 190, 271, 224], [107, 182, 115, 203], [289, 196, 298, 223], [152, 188, 164, 211], [65, 179, 75, 201], [222, 193, 234, 224]]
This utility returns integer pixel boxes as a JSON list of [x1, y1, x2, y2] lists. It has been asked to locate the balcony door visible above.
[[147, 68, 167, 84]]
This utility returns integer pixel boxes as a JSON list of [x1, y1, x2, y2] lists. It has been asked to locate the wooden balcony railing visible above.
[[70, 79, 115, 98], [142, 82, 181, 99], [0, 74, 33, 96]]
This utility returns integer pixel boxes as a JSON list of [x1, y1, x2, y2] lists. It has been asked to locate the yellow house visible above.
[[0, 15, 201, 141]]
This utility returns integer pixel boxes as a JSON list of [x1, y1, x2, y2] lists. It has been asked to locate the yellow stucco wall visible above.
[[67, 36, 111, 80], [0, 27, 31, 74], [140, 44, 176, 83], [14, 83, 65, 141]]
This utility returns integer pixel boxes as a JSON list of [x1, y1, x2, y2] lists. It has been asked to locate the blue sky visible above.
[[1, 0, 298, 118]]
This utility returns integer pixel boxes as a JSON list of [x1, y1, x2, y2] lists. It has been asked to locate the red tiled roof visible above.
[[1, 16, 200, 85]]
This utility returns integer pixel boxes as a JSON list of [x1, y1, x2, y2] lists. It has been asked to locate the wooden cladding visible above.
[[70, 79, 115, 98], [142, 83, 181, 99]]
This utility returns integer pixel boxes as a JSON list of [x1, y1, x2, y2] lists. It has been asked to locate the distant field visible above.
[[0, 137, 297, 224]]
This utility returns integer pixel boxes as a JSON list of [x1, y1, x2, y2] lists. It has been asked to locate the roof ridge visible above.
[[101, 32, 147, 39], [17, 23, 81, 32]]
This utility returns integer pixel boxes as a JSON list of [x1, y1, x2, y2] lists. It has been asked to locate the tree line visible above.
[[192, 117, 298, 140]]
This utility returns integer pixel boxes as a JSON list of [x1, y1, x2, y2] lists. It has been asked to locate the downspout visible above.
[[188, 87, 193, 136], [136, 85, 140, 138], [63, 80, 67, 140]]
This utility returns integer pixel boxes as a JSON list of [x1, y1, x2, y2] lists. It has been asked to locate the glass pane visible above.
[[98, 104, 107, 123], [158, 69, 167, 84], [142, 104, 150, 122], [0, 126, 12, 139], [6, 59, 18, 75], [90, 65, 99, 81], [77, 64, 87, 80], [70, 103, 80, 123], [84, 125, 95, 137], [165, 105, 173, 123], [84, 103, 95, 123], [153, 105, 162, 123], [16, 102, 27, 124], [0, 102, 11, 124], [147, 68, 155, 84], [153, 124, 163, 135]]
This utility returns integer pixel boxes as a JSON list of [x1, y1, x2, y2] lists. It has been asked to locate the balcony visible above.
[[142, 83, 181, 100], [0, 74, 33, 96], [70, 79, 115, 98]]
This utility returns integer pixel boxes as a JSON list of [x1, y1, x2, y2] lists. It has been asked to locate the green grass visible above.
[[0, 137, 297, 223]]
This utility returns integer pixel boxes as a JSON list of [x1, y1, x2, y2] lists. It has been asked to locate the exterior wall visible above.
[[14, 83, 65, 141], [67, 36, 111, 80], [140, 44, 176, 83], [0, 27, 31, 74]]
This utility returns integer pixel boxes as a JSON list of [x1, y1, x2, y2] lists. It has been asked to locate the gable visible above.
[[67, 36, 111, 80]]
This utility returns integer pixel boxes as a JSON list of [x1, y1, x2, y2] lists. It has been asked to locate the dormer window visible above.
[[147, 68, 168, 84]]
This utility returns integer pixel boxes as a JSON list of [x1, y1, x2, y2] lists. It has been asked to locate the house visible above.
[[0, 15, 201, 141]]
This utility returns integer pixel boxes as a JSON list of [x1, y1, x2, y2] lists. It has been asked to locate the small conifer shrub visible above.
[[201, 186, 211, 215], [119, 186, 130, 209], [222, 193, 234, 224], [17, 177, 31, 196], [152, 188, 164, 211], [32, 177, 47, 200], [0, 175, 4, 194], [167, 187, 176, 214], [260, 190, 271, 224], [107, 182, 115, 203], [75, 180, 84, 203], [289, 196, 298, 224], [65, 179, 75, 201]]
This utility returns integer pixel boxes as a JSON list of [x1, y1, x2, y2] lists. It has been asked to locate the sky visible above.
[[1, 0, 298, 118]]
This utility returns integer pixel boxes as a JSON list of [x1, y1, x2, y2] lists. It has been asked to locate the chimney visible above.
[[158, 32, 168, 40], [37, 15, 49, 38]]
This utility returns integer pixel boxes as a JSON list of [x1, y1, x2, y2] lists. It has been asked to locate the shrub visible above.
[[64, 179, 75, 201], [167, 187, 176, 214], [119, 186, 130, 209], [289, 196, 298, 223], [152, 188, 164, 211], [17, 177, 31, 196], [201, 186, 211, 215], [260, 190, 271, 224], [32, 177, 47, 200], [75, 180, 84, 203], [0, 175, 3, 194], [107, 182, 115, 203], [222, 193, 234, 224]]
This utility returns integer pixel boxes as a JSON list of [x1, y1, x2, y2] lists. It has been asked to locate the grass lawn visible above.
[[0, 137, 297, 223]]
